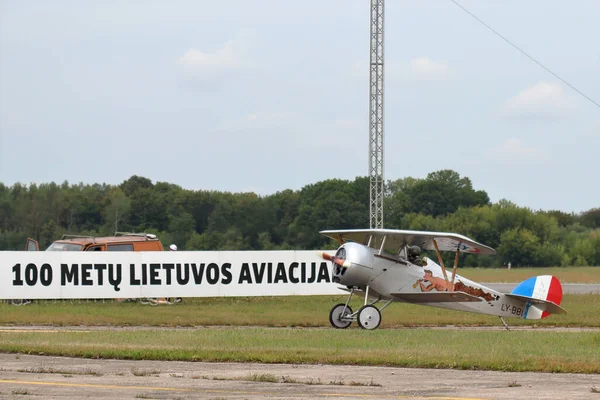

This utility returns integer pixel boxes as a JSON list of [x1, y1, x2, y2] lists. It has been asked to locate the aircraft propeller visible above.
[[321, 252, 350, 268]]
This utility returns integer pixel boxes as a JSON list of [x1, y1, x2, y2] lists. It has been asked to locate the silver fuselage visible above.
[[331, 242, 536, 319]]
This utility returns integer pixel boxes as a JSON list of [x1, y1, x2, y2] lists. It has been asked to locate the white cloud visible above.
[[410, 57, 449, 81], [179, 41, 240, 70], [486, 138, 547, 162], [178, 36, 253, 81], [501, 82, 577, 118]]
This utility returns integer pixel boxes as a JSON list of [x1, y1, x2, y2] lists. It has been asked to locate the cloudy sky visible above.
[[0, 0, 598, 213]]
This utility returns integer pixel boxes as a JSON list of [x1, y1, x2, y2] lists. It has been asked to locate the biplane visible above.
[[320, 229, 566, 330]]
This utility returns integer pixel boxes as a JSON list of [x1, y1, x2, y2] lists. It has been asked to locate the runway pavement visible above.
[[1, 286, 598, 398], [1, 354, 598, 400]]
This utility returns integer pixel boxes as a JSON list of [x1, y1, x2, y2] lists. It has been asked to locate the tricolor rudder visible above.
[[511, 275, 563, 319]]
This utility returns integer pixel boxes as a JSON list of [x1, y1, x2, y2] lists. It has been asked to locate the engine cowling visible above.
[[330, 242, 375, 288]]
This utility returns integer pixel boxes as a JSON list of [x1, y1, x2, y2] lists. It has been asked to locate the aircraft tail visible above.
[[505, 275, 565, 319]]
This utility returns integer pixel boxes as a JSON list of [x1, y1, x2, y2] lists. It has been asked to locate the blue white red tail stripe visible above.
[[511, 275, 563, 319]]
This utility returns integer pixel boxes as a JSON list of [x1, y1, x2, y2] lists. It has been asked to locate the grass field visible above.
[[1, 327, 599, 373], [1, 294, 599, 327], [2, 266, 598, 374]]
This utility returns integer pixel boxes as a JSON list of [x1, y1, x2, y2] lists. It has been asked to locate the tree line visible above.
[[1, 170, 599, 267]]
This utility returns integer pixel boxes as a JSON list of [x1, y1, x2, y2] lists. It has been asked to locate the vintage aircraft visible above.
[[320, 229, 566, 330]]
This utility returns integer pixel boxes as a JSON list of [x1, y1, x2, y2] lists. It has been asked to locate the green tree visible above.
[[590, 231, 600, 265], [526, 212, 559, 244], [128, 188, 169, 231], [104, 187, 131, 233], [581, 208, 600, 229], [544, 210, 578, 227], [497, 228, 540, 267], [120, 175, 153, 196], [0, 172, 598, 268], [397, 170, 490, 217], [534, 242, 564, 267], [168, 212, 196, 248], [266, 189, 300, 246], [289, 178, 368, 248]]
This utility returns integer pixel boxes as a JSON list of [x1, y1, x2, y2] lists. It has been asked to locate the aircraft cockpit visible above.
[[407, 245, 422, 265]]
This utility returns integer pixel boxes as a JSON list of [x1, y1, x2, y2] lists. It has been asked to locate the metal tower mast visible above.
[[369, 0, 385, 229]]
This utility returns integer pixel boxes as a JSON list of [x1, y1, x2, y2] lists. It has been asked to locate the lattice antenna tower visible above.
[[369, 0, 385, 229]]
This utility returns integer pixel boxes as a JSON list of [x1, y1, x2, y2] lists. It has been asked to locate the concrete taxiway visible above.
[[1, 354, 599, 400]]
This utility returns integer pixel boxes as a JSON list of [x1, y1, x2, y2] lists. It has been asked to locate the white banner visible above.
[[0, 250, 341, 299]]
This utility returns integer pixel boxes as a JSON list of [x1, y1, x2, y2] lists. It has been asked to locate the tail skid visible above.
[[509, 275, 565, 319]]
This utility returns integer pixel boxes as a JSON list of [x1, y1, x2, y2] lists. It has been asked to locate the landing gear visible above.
[[328, 286, 392, 330], [357, 305, 381, 330], [329, 304, 353, 329]]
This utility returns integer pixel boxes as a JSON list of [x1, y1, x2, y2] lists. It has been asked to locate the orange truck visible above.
[[21, 232, 178, 305], [26, 232, 168, 252]]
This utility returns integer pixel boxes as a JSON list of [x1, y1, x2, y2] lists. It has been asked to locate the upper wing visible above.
[[319, 229, 495, 255]]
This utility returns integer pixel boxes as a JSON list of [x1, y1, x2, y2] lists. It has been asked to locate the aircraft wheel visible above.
[[329, 303, 353, 329], [357, 305, 381, 330]]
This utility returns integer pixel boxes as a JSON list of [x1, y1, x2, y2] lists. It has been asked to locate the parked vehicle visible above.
[[16, 233, 180, 306], [26, 232, 166, 252]]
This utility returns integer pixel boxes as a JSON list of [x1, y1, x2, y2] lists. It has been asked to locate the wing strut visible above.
[[450, 248, 460, 291], [432, 239, 450, 290], [379, 235, 387, 255]]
